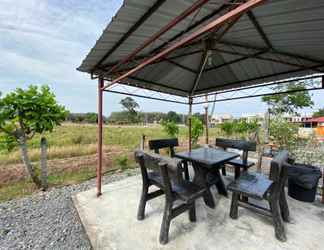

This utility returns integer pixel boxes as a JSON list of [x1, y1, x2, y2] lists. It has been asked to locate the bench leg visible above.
[[279, 189, 290, 222], [137, 184, 149, 220], [221, 166, 227, 176], [189, 201, 196, 222], [183, 161, 190, 181], [230, 192, 239, 219], [269, 198, 286, 242], [160, 200, 173, 244], [214, 170, 228, 197]]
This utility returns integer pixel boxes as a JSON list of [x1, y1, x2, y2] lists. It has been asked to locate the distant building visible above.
[[241, 113, 265, 122], [210, 113, 233, 125]]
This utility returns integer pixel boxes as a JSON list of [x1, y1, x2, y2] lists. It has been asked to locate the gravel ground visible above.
[[0, 169, 139, 250]]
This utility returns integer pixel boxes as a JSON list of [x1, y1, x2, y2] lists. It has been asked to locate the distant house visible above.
[[301, 117, 324, 136], [210, 113, 233, 125], [241, 113, 264, 123]]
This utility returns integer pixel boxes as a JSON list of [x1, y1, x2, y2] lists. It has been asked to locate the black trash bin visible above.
[[287, 163, 322, 202]]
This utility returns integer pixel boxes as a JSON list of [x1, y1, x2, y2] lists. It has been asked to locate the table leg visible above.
[[192, 162, 215, 209], [209, 169, 228, 197]]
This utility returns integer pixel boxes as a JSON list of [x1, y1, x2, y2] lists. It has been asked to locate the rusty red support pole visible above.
[[104, 0, 266, 89], [188, 97, 193, 152], [97, 77, 104, 197]]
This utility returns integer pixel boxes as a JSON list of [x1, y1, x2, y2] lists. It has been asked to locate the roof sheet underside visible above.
[[78, 0, 324, 97]]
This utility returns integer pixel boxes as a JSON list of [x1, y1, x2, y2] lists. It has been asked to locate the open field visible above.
[[0, 124, 222, 202]]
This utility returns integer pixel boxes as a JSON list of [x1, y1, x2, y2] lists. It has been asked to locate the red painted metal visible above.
[[104, 0, 266, 89], [106, 0, 211, 76], [97, 78, 104, 197], [188, 97, 193, 152]]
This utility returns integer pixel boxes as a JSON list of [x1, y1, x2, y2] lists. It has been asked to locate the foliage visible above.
[[193, 112, 205, 124], [165, 111, 182, 123], [0, 85, 68, 188], [191, 116, 203, 145], [269, 116, 298, 150], [114, 154, 129, 171], [161, 120, 179, 138], [0, 85, 68, 139], [119, 97, 140, 123], [0, 133, 16, 152], [219, 119, 259, 139], [67, 113, 106, 124], [262, 82, 314, 115], [313, 107, 324, 118]]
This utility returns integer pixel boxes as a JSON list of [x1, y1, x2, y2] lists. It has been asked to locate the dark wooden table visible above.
[[175, 147, 239, 208]]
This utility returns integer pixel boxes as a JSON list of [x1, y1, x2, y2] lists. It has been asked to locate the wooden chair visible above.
[[215, 138, 256, 179], [134, 150, 206, 244], [148, 138, 190, 180], [227, 150, 291, 242]]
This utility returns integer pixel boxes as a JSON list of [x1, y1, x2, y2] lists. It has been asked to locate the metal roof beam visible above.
[[164, 59, 198, 74], [247, 10, 273, 49], [204, 50, 268, 72], [191, 44, 210, 95], [193, 74, 324, 99], [127, 76, 188, 95], [196, 63, 324, 94], [219, 41, 324, 67], [104, 0, 267, 90], [104, 0, 212, 76], [151, 0, 238, 54], [91, 0, 167, 72], [209, 48, 323, 73]]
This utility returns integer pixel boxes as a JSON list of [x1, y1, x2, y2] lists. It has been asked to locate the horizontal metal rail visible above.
[[104, 89, 188, 105]]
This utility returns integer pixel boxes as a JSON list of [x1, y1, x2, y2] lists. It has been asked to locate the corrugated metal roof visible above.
[[78, 0, 324, 97]]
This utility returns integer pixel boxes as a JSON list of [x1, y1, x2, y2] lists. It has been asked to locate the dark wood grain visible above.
[[228, 150, 290, 242], [134, 150, 206, 245]]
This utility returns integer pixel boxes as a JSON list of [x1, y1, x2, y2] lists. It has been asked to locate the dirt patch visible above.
[[0, 145, 130, 184]]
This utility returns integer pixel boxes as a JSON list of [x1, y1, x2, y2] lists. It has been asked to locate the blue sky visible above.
[[0, 0, 323, 117]]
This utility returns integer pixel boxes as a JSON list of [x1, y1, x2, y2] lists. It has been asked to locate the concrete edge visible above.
[[72, 193, 96, 250]]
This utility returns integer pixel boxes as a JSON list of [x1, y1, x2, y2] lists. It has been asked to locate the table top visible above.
[[175, 147, 239, 167]]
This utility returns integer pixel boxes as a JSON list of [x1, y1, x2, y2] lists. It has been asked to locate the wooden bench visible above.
[[134, 150, 206, 244], [148, 138, 190, 180], [227, 150, 290, 242], [215, 138, 256, 179]]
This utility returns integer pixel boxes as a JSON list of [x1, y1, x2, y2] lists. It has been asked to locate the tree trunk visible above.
[[19, 136, 42, 188], [40, 137, 48, 190]]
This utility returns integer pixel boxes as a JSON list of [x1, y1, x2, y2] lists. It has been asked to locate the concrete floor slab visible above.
[[73, 175, 324, 250]]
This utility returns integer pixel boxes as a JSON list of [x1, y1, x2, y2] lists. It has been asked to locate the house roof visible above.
[[78, 0, 324, 97]]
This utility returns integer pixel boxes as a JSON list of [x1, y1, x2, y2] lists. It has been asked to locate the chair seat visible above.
[[148, 172, 205, 203], [227, 172, 273, 200], [227, 159, 255, 168]]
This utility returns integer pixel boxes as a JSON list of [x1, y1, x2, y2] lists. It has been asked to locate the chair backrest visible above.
[[134, 150, 183, 191], [269, 150, 290, 197], [215, 138, 256, 163], [148, 138, 179, 157]]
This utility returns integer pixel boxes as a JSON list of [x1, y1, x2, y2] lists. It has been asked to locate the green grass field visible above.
[[0, 123, 222, 202]]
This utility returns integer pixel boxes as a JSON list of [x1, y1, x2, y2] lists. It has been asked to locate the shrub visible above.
[[161, 120, 179, 138], [219, 120, 259, 139], [114, 154, 128, 171], [191, 116, 203, 145], [269, 116, 298, 150]]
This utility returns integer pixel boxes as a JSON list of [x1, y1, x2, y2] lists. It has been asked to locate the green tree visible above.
[[85, 112, 98, 123], [0, 85, 68, 189], [120, 97, 139, 123], [262, 82, 314, 114], [313, 108, 324, 118], [165, 111, 181, 123]]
